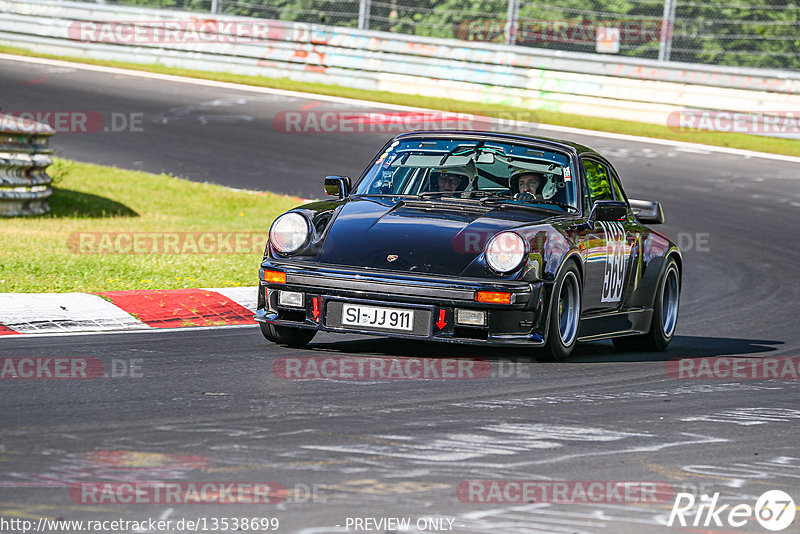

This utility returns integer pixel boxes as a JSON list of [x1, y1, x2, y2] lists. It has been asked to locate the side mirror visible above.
[[629, 199, 664, 224], [324, 176, 351, 199], [589, 200, 628, 223]]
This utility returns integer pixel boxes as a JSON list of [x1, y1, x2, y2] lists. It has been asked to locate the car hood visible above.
[[316, 197, 564, 276]]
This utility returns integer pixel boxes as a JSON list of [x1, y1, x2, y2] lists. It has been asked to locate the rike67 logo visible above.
[[668, 490, 795, 531]]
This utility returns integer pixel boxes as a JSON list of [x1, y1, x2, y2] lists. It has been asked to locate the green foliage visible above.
[[674, 0, 800, 69], [391, 0, 506, 38], [47, 158, 74, 188], [110, 0, 210, 9], [101, 0, 799, 69], [222, 0, 360, 26], [1, 158, 301, 292]]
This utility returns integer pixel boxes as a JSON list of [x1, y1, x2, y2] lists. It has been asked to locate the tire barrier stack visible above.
[[0, 113, 54, 217]]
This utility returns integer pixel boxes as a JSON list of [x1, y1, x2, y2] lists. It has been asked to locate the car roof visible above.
[[391, 130, 601, 158]]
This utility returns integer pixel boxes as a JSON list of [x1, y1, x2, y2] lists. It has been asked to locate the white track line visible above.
[[0, 292, 148, 334], [1, 323, 258, 339], [0, 287, 260, 338], [3, 52, 799, 164]]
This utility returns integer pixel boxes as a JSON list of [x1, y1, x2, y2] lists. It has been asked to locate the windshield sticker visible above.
[[374, 151, 390, 165], [563, 166, 572, 181]]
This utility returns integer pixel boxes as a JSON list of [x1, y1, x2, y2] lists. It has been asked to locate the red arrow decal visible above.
[[435, 309, 447, 330], [311, 297, 320, 320]]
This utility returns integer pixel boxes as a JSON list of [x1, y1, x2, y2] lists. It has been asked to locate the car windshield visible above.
[[353, 137, 578, 212]]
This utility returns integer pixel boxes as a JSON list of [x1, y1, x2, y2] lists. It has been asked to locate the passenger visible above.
[[430, 167, 472, 193]]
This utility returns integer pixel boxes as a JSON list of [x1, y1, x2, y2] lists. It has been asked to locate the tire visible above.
[[259, 322, 317, 346], [538, 262, 582, 361], [613, 257, 680, 352]]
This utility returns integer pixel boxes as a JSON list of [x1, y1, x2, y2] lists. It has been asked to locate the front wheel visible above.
[[614, 257, 680, 352], [539, 262, 582, 361], [259, 322, 317, 346]]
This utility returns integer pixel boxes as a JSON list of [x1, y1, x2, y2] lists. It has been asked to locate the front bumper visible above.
[[256, 260, 548, 346]]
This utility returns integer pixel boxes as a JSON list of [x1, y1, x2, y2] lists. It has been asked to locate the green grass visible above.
[[0, 159, 302, 293], [3, 44, 799, 157]]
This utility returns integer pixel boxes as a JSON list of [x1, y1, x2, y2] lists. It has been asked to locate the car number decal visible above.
[[599, 221, 626, 303]]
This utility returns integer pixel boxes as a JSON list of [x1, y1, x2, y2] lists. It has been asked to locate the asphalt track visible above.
[[2, 57, 800, 533]]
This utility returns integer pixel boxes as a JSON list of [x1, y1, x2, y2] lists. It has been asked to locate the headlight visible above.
[[270, 213, 310, 254], [485, 232, 526, 273]]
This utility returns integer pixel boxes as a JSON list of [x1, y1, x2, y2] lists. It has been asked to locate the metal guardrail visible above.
[[3, 0, 799, 90], [0, 0, 799, 131], [53, 0, 800, 70], [0, 113, 54, 217]]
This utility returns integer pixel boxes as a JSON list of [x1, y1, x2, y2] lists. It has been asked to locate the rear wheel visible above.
[[614, 257, 680, 352], [539, 262, 582, 361], [259, 322, 317, 346]]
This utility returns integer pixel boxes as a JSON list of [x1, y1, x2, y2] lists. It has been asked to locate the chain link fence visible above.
[[98, 0, 800, 70]]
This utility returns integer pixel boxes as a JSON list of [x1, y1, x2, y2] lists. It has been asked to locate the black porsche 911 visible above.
[[256, 131, 681, 360]]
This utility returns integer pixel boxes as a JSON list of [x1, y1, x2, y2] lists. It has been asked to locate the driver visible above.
[[511, 171, 543, 201]]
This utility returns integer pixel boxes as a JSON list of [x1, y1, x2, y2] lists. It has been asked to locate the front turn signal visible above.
[[476, 291, 513, 304], [262, 270, 286, 284]]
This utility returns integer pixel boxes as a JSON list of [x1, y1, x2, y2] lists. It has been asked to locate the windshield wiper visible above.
[[357, 194, 419, 198], [463, 190, 504, 199], [416, 191, 463, 199], [479, 196, 578, 213], [475, 193, 512, 203], [418, 191, 505, 200], [411, 191, 577, 212]]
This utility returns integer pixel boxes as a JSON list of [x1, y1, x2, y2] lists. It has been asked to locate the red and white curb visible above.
[[0, 287, 258, 336]]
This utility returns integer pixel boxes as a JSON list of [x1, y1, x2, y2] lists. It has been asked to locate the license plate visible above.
[[341, 304, 414, 331]]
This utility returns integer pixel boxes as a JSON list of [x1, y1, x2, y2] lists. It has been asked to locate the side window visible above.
[[610, 173, 627, 204], [582, 159, 614, 203]]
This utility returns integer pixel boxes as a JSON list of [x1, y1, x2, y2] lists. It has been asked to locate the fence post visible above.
[[358, 0, 371, 30], [0, 113, 55, 217], [658, 0, 677, 62], [210, 0, 219, 14], [505, 0, 519, 45]]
